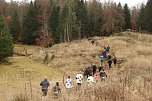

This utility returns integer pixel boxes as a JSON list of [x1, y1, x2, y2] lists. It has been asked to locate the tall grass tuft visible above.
[[12, 94, 29, 101]]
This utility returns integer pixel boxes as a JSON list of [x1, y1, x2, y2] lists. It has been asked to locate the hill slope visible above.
[[0, 32, 152, 101]]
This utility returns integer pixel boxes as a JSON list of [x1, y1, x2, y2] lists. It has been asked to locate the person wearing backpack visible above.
[[53, 82, 61, 96], [40, 76, 50, 96], [99, 69, 107, 81]]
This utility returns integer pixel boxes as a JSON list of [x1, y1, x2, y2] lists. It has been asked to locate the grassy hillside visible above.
[[0, 32, 152, 101]]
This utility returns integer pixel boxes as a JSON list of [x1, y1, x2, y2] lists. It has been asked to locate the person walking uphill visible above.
[[98, 65, 103, 72], [53, 82, 61, 96], [40, 76, 50, 96], [107, 57, 112, 70], [95, 74, 99, 83], [100, 69, 107, 81], [65, 76, 72, 89], [113, 57, 117, 66], [76, 72, 83, 87], [92, 64, 97, 76], [100, 54, 104, 65], [87, 74, 94, 86], [104, 45, 110, 53], [107, 54, 112, 69]]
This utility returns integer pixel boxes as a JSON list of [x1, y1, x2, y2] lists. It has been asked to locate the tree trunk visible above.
[[121, 22, 122, 32], [64, 28, 66, 43], [67, 24, 70, 42], [60, 33, 63, 43]]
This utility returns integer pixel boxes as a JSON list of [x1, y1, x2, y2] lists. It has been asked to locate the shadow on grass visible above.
[[0, 59, 12, 65]]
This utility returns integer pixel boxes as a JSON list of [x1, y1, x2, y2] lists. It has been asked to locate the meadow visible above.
[[0, 32, 152, 101]]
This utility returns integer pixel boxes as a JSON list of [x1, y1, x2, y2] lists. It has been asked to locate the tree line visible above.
[[0, 0, 152, 60]]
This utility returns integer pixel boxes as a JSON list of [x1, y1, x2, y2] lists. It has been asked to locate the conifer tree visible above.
[[0, 15, 13, 61], [22, 1, 39, 45], [145, 0, 152, 32], [58, 4, 69, 42], [137, 4, 146, 31], [10, 10, 21, 42], [123, 4, 131, 30], [75, 0, 88, 37], [87, 0, 103, 36], [49, 4, 60, 43], [117, 3, 124, 32]]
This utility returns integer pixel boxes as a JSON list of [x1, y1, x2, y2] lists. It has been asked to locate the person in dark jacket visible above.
[[107, 54, 112, 60], [84, 67, 91, 78], [106, 45, 110, 52], [113, 57, 117, 66], [40, 76, 50, 96], [53, 82, 61, 96], [92, 64, 97, 76], [107, 58, 112, 70], [98, 66, 103, 72]]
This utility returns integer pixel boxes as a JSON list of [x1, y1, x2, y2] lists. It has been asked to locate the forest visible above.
[[0, 0, 152, 47]]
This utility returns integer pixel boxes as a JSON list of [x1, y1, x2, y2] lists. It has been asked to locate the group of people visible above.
[[84, 64, 107, 82], [100, 45, 117, 70], [40, 65, 110, 97], [39, 72, 83, 97], [87, 37, 100, 46], [65, 72, 83, 89], [40, 76, 62, 96], [40, 39, 118, 97]]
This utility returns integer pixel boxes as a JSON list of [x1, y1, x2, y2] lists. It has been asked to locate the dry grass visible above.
[[0, 32, 152, 101]]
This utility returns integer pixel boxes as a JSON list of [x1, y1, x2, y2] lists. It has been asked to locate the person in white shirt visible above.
[[76, 71, 83, 86], [87, 74, 94, 86], [65, 76, 72, 89]]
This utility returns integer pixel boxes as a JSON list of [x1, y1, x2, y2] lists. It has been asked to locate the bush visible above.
[[43, 52, 49, 63], [12, 94, 28, 101]]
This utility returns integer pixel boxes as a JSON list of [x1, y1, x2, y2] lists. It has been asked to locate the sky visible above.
[[109, 0, 147, 7], [5, 0, 147, 7]]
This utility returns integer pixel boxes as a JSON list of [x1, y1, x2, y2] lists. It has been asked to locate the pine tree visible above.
[[0, 15, 13, 61], [75, 0, 88, 37], [70, 10, 81, 40], [58, 4, 69, 42], [22, 1, 39, 45], [87, 0, 103, 36], [49, 4, 60, 43], [137, 4, 146, 31], [10, 10, 21, 42], [62, 0, 80, 41], [117, 3, 124, 32], [123, 4, 131, 30], [145, 0, 152, 32]]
